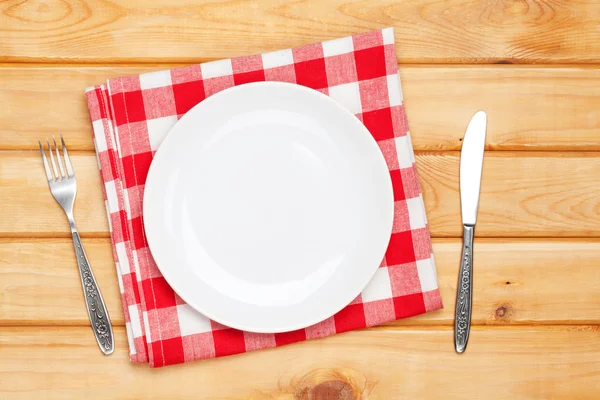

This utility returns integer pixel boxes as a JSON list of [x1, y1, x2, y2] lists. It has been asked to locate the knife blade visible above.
[[454, 110, 487, 353], [460, 111, 487, 226]]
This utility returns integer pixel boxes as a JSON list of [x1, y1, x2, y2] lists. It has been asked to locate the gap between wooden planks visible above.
[[1, 0, 600, 64], [2, 151, 600, 237], [1, 65, 599, 151], [1, 238, 599, 327], [0, 326, 599, 400]]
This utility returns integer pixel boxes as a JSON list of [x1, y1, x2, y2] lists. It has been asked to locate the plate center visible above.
[[180, 110, 353, 286]]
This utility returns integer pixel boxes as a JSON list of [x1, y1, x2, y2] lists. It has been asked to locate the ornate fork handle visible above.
[[39, 137, 114, 355], [454, 225, 474, 353], [72, 231, 114, 355]]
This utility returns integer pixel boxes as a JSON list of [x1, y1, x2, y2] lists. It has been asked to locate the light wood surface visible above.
[[2, 151, 600, 237], [2, 66, 600, 151], [1, 326, 599, 400], [2, 0, 600, 64], [2, 238, 599, 326], [1, 0, 599, 398]]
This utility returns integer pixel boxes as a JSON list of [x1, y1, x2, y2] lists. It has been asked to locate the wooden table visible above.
[[1, 1, 600, 398]]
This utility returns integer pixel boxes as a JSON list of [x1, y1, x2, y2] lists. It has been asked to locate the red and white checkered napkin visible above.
[[86, 28, 442, 367]]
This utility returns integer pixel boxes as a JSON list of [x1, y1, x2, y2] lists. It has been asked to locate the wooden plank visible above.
[[2, 238, 599, 326], [2, 65, 600, 151], [1, 0, 600, 64], [2, 151, 600, 237], [404, 66, 600, 151], [417, 152, 600, 237], [0, 152, 109, 237], [0, 239, 124, 325], [403, 238, 600, 326], [0, 326, 598, 399]]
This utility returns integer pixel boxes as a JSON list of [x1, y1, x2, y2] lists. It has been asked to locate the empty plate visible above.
[[143, 82, 393, 333]]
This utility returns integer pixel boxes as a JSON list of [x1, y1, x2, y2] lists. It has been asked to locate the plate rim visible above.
[[143, 81, 394, 333]]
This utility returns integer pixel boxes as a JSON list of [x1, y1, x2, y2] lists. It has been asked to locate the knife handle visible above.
[[454, 225, 474, 353]]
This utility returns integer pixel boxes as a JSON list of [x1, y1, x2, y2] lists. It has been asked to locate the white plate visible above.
[[144, 82, 394, 333]]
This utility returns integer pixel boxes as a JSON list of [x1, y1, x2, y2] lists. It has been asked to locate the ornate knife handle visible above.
[[454, 225, 474, 353], [72, 231, 114, 355]]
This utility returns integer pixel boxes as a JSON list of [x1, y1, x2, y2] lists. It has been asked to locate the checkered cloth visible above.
[[86, 28, 442, 367]]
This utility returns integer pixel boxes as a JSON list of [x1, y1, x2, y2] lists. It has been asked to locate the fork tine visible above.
[[61, 135, 74, 177], [39, 140, 54, 182], [53, 136, 66, 179], [61, 135, 75, 177], [46, 138, 59, 180]]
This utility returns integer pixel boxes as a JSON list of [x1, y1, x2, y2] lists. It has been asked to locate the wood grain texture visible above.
[[0, 151, 108, 236], [1, 0, 599, 396], [1, 326, 599, 399], [2, 65, 600, 151], [0, 239, 123, 325], [404, 66, 600, 151], [2, 0, 600, 64], [417, 152, 600, 237], [2, 151, 600, 237], [2, 238, 599, 326]]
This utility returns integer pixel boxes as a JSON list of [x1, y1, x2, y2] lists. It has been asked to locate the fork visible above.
[[39, 136, 114, 355]]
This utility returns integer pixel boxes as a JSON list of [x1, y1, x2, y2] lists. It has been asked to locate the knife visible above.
[[454, 111, 487, 353]]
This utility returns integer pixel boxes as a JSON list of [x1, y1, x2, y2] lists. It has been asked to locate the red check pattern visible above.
[[86, 28, 442, 367]]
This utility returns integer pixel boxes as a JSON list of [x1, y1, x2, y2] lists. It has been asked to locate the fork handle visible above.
[[454, 224, 474, 353], [72, 231, 114, 355]]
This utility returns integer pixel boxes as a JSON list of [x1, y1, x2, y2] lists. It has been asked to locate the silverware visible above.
[[38, 136, 114, 355], [454, 111, 487, 353]]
